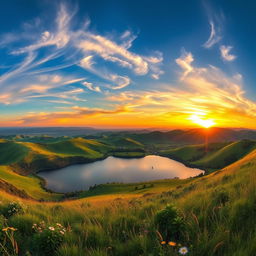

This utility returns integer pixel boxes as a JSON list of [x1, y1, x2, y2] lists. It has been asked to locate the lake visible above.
[[38, 155, 204, 192]]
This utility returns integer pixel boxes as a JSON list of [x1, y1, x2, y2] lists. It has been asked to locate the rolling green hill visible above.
[[0, 140, 29, 165], [0, 134, 255, 201], [193, 140, 256, 168], [0, 138, 112, 175], [161, 140, 256, 170], [0, 140, 255, 255]]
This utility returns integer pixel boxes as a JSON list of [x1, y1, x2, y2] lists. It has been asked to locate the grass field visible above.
[[0, 146, 255, 255], [0, 135, 256, 255]]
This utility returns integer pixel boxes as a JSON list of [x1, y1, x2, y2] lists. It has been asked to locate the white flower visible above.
[[60, 230, 64, 235], [179, 247, 188, 255], [48, 226, 55, 231]]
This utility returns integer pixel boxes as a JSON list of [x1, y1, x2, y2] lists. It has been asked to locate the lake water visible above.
[[38, 155, 204, 193]]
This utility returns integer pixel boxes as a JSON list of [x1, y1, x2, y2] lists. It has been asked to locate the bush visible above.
[[0, 202, 23, 218], [155, 204, 186, 242], [30, 222, 67, 256]]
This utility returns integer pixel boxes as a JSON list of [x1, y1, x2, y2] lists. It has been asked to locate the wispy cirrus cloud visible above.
[[0, 3, 163, 107], [13, 105, 129, 126], [220, 45, 237, 61], [203, 20, 222, 48], [2, 50, 256, 128], [79, 55, 131, 90], [0, 74, 87, 105], [83, 81, 101, 92], [202, 2, 224, 49], [105, 51, 256, 128]]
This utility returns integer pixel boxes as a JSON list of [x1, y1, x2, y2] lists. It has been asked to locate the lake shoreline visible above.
[[37, 155, 204, 194]]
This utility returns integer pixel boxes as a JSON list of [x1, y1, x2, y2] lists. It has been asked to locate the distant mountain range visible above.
[[117, 127, 256, 145], [0, 127, 256, 145], [0, 127, 99, 136]]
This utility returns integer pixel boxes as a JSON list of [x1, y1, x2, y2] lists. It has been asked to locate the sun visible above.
[[189, 114, 215, 128]]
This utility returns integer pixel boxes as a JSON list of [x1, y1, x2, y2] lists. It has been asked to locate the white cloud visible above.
[[78, 34, 149, 75], [83, 81, 101, 92], [203, 20, 222, 48], [12, 4, 73, 54], [175, 50, 194, 79], [106, 52, 256, 127], [0, 3, 164, 107], [220, 45, 237, 61], [107, 75, 130, 89]]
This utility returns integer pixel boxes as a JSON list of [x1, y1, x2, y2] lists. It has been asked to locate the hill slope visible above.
[[0, 145, 256, 255], [161, 139, 256, 170]]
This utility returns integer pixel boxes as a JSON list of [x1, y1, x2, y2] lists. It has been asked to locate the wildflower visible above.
[[59, 231, 65, 235], [179, 247, 188, 255], [48, 227, 55, 231], [2, 227, 17, 232], [9, 227, 17, 231], [161, 241, 166, 245], [56, 223, 62, 227], [168, 241, 177, 246]]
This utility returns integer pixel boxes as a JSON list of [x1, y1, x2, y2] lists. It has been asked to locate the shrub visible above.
[[155, 204, 186, 242], [0, 202, 23, 218], [30, 222, 68, 256]]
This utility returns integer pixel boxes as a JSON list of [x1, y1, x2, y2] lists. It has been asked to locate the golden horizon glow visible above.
[[189, 114, 216, 128]]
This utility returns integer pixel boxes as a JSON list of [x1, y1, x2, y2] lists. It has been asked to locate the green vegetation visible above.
[[0, 140, 29, 165], [0, 166, 61, 200], [193, 140, 256, 168], [0, 132, 255, 255], [161, 140, 256, 170], [0, 146, 255, 255]]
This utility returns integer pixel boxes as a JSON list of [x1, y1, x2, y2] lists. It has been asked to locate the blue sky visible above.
[[0, 0, 256, 128]]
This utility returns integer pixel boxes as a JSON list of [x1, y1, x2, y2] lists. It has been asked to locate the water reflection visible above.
[[38, 155, 204, 192]]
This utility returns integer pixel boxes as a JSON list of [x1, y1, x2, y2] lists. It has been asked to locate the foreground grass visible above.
[[0, 149, 256, 255]]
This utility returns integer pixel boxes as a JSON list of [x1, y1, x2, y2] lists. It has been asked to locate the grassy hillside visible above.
[[0, 166, 61, 201], [161, 140, 256, 170], [0, 136, 254, 202], [1, 138, 113, 175], [0, 147, 255, 255], [0, 140, 29, 165], [0, 133, 255, 255], [193, 140, 256, 168], [160, 142, 229, 162]]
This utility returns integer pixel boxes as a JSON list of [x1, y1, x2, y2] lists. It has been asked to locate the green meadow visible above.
[[0, 135, 255, 255]]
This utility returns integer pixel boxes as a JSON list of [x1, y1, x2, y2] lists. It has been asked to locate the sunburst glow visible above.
[[189, 115, 215, 128]]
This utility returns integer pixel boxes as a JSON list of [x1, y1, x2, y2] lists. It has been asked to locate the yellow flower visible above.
[[168, 241, 177, 246], [2, 227, 17, 232], [161, 241, 166, 245]]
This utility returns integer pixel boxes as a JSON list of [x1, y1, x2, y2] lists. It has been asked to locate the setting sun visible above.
[[189, 114, 215, 128]]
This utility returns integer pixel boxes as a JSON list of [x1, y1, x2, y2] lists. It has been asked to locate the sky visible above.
[[0, 0, 256, 129]]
